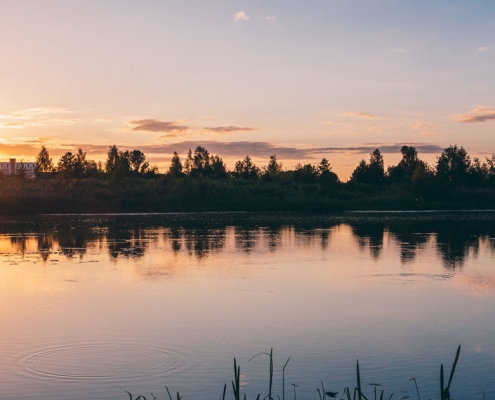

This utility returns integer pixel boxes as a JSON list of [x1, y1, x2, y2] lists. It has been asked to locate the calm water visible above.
[[0, 212, 494, 399]]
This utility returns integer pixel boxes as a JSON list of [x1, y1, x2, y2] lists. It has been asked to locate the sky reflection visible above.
[[0, 213, 494, 399]]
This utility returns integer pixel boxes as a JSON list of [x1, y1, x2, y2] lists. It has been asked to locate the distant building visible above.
[[0, 158, 36, 178]]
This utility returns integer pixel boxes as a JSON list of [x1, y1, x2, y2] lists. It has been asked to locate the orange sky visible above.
[[1, 1, 495, 180]]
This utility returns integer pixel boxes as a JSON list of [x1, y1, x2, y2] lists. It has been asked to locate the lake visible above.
[[0, 212, 494, 399]]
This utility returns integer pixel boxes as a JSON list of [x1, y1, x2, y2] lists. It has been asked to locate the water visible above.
[[0, 212, 494, 399]]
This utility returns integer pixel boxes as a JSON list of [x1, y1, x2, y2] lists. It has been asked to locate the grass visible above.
[[122, 345, 481, 400]]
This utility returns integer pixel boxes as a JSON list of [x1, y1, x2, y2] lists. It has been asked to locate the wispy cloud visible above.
[[391, 47, 407, 53], [204, 126, 259, 133], [0, 107, 71, 120], [78, 141, 442, 158], [456, 106, 495, 123], [477, 47, 488, 53], [0, 141, 445, 163], [344, 112, 387, 120], [129, 119, 189, 133], [264, 15, 277, 21], [323, 121, 347, 125], [311, 143, 442, 154], [0, 107, 79, 129], [234, 11, 250, 21]]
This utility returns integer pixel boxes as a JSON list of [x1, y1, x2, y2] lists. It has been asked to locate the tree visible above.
[[73, 148, 88, 178], [15, 160, 27, 180], [398, 145, 418, 176], [168, 151, 183, 178], [411, 160, 435, 193], [485, 154, 495, 188], [318, 158, 338, 184], [436, 145, 471, 186], [294, 163, 317, 183], [130, 150, 147, 173], [57, 152, 77, 176], [350, 149, 384, 185], [105, 145, 120, 173], [35, 146, 54, 176], [105, 145, 136, 178], [388, 146, 419, 184], [210, 155, 228, 179], [192, 146, 210, 175], [263, 155, 283, 178], [184, 146, 211, 177], [234, 156, 260, 179], [467, 157, 487, 187], [350, 159, 368, 184]]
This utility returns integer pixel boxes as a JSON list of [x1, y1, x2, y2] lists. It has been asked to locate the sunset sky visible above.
[[1, 0, 494, 179]]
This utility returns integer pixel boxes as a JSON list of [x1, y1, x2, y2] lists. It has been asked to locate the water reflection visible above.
[[1, 213, 495, 400], [1, 213, 495, 270]]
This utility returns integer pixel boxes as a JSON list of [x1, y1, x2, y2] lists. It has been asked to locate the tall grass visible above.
[[123, 345, 476, 400]]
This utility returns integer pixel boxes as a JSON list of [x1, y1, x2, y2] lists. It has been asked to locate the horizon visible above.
[[1, 1, 495, 179]]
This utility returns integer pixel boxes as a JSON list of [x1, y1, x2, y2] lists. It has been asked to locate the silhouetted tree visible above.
[[183, 146, 226, 178], [130, 150, 147, 173], [210, 155, 228, 179], [185, 146, 210, 177], [318, 158, 338, 184], [388, 145, 419, 184], [485, 154, 495, 187], [35, 146, 55, 176], [294, 163, 317, 183], [57, 152, 77, 176], [436, 145, 471, 186], [105, 145, 120, 173], [73, 148, 88, 178], [350, 149, 385, 185], [15, 160, 27, 180], [411, 160, 435, 193], [399, 145, 418, 174], [263, 155, 283, 178], [168, 151, 183, 178], [234, 156, 260, 179]]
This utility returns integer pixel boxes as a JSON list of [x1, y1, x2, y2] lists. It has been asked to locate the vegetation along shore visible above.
[[125, 346, 478, 400], [1, 144, 495, 213]]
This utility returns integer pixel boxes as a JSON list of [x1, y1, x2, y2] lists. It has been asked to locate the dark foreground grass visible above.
[[123, 345, 483, 400]]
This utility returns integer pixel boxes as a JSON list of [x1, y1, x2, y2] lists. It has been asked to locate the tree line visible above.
[[0, 143, 494, 213], [28, 143, 495, 189]]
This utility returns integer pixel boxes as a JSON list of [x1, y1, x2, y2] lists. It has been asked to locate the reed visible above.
[[124, 345, 472, 400]]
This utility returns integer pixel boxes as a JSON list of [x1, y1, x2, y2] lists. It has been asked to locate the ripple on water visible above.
[[22, 340, 186, 381]]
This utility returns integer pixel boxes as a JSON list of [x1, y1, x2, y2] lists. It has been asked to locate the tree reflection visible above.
[[351, 223, 384, 259], [1, 214, 495, 271]]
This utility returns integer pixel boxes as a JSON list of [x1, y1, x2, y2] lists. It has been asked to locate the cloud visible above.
[[0, 107, 71, 120], [0, 107, 80, 129], [391, 48, 407, 53], [324, 121, 347, 125], [234, 11, 249, 21], [477, 47, 488, 53], [344, 112, 386, 120], [204, 126, 259, 133], [264, 15, 277, 21], [129, 119, 189, 133], [456, 107, 495, 123], [310, 143, 443, 154], [0, 108, 78, 129], [78, 141, 443, 159], [413, 123, 434, 130], [95, 118, 113, 123]]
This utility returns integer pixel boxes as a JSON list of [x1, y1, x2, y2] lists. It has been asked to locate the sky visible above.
[[1, 0, 495, 179]]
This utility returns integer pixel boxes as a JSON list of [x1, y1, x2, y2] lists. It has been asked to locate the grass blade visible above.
[[447, 345, 461, 390], [357, 360, 363, 400]]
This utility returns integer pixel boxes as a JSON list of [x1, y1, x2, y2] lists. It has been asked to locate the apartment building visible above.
[[0, 158, 36, 178]]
